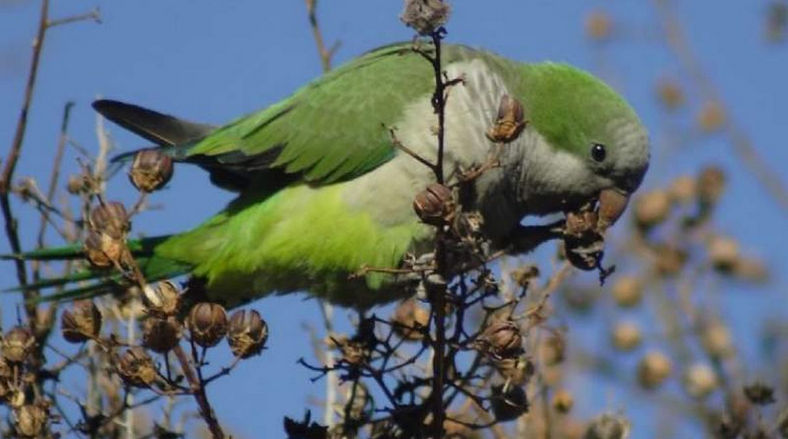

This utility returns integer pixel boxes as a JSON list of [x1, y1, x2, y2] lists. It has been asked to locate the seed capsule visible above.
[[2, 327, 35, 364], [633, 189, 671, 230], [683, 363, 718, 398], [391, 298, 430, 341], [142, 317, 182, 353], [89, 201, 130, 239], [478, 319, 523, 359], [490, 384, 529, 421], [188, 302, 228, 348], [743, 381, 775, 406], [227, 309, 268, 358], [61, 300, 102, 343], [83, 231, 114, 268], [610, 321, 642, 352], [697, 166, 726, 208], [413, 183, 454, 226], [14, 404, 48, 437], [585, 413, 631, 439], [142, 281, 181, 316], [117, 347, 157, 388], [552, 389, 574, 414], [400, 0, 451, 36], [610, 275, 643, 308], [486, 94, 527, 143], [637, 351, 672, 389], [129, 149, 174, 193]]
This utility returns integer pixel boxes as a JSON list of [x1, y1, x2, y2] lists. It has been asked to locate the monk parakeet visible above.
[[12, 43, 649, 307]]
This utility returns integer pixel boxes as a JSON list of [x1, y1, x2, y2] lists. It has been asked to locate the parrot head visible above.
[[516, 62, 650, 224]]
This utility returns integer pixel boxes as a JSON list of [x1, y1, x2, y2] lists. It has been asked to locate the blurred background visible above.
[[1, 0, 786, 437]]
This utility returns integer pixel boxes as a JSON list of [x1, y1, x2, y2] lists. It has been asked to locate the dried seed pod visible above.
[[83, 231, 114, 268], [697, 165, 726, 207], [61, 300, 102, 343], [486, 94, 527, 143], [117, 347, 157, 388], [552, 389, 574, 414], [413, 183, 454, 226], [743, 381, 775, 406], [669, 175, 696, 203], [490, 384, 529, 421], [188, 302, 228, 348], [14, 404, 48, 437], [142, 281, 181, 316], [2, 327, 35, 364], [227, 309, 268, 358], [510, 264, 539, 288], [656, 79, 685, 111], [653, 244, 688, 276], [66, 174, 89, 195], [633, 189, 671, 230], [391, 298, 430, 341], [585, 413, 630, 439], [339, 340, 368, 366], [400, 0, 451, 35], [540, 334, 566, 366], [707, 235, 740, 273], [701, 320, 735, 359], [610, 275, 643, 308], [697, 100, 726, 133], [142, 317, 182, 353], [585, 10, 613, 41], [683, 363, 718, 398], [89, 201, 130, 239], [492, 355, 534, 386], [637, 351, 672, 389], [478, 319, 523, 359], [610, 321, 642, 352], [129, 149, 174, 192]]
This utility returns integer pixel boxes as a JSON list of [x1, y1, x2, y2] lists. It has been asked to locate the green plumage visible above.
[[6, 42, 649, 307]]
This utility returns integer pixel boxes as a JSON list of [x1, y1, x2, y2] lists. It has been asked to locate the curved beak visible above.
[[596, 187, 631, 232]]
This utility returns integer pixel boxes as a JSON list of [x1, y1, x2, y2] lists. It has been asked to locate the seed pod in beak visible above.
[[596, 189, 630, 232]]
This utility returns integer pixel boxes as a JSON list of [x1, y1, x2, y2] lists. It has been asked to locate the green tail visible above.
[[2, 236, 191, 302]]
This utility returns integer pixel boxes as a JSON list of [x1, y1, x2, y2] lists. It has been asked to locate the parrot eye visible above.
[[591, 143, 607, 162]]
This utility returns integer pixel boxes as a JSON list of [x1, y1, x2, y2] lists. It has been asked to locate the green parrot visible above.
[[12, 43, 649, 307]]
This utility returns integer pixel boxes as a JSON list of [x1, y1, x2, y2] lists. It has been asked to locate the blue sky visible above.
[[1, 1, 786, 437]]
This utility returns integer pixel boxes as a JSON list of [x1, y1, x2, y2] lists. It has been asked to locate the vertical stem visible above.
[[1, 0, 50, 307], [172, 345, 225, 439]]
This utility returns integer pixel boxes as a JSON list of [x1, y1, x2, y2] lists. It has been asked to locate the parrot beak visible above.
[[596, 188, 630, 232]]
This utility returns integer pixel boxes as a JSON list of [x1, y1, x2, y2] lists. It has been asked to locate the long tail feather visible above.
[[2, 236, 191, 302]]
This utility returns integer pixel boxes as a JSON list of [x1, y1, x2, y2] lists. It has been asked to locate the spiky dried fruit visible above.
[[227, 309, 268, 358], [142, 281, 181, 316], [61, 300, 102, 343], [142, 317, 182, 353], [400, 0, 451, 35], [117, 347, 157, 388], [633, 189, 671, 230], [129, 149, 174, 192], [552, 389, 574, 414], [2, 327, 35, 364], [477, 319, 523, 359], [14, 404, 48, 437], [391, 298, 430, 341], [683, 363, 718, 398], [610, 275, 643, 308], [486, 94, 526, 143], [89, 201, 130, 239], [413, 183, 454, 226], [610, 321, 642, 352], [490, 384, 528, 421], [637, 351, 672, 389], [188, 302, 228, 348], [743, 381, 775, 406]]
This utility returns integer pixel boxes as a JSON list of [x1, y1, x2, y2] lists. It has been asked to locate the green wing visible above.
[[180, 43, 444, 188]]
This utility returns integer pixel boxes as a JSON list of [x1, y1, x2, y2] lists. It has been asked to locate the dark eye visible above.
[[591, 143, 607, 162]]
